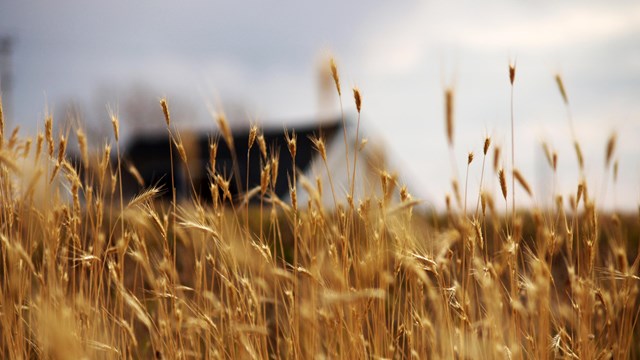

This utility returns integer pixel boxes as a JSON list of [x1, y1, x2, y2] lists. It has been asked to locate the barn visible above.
[[119, 117, 388, 207]]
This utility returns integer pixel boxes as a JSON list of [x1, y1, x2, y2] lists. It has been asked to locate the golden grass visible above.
[[0, 65, 639, 360]]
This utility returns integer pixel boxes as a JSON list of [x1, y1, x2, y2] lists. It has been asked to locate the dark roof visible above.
[[121, 119, 342, 202]]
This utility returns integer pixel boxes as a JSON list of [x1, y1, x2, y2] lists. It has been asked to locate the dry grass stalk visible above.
[[0, 94, 4, 148], [0, 60, 637, 360]]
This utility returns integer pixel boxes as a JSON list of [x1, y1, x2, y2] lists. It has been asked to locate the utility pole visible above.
[[0, 36, 14, 127]]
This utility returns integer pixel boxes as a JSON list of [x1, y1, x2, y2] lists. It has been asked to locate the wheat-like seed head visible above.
[[513, 169, 532, 197], [509, 61, 516, 85], [173, 138, 188, 163], [216, 113, 234, 150], [160, 98, 171, 127], [45, 115, 54, 157], [248, 125, 258, 150], [493, 146, 501, 173], [22, 138, 32, 158], [467, 152, 474, 165], [127, 163, 145, 187], [542, 142, 553, 169], [353, 87, 362, 113], [76, 128, 89, 169], [285, 130, 296, 159], [260, 163, 271, 195], [311, 136, 327, 162], [35, 132, 44, 163], [56, 135, 67, 165], [209, 142, 218, 175], [257, 134, 267, 160], [574, 141, 584, 170], [445, 88, 454, 146], [8, 126, 20, 149], [111, 115, 120, 142], [481, 191, 487, 216], [555, 74, 569, 105], [290, 184, 297, 211], [330, 57, 341, 97], [483, 137, 491, 155], [498, 168, 507, 200], [576, 183, 584, 207], [605, 132, 617, 168], [270, 155, 279, 186]]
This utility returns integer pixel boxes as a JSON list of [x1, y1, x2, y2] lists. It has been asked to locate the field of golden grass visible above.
[[1, 61, 639, 359]]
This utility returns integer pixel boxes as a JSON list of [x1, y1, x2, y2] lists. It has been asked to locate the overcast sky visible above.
[[2, 1, 639, 210]]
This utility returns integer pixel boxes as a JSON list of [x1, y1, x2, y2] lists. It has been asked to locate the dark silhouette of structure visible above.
[[120, 119, 342, 203]]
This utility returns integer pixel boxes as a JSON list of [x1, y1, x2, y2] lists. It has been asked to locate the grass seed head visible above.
[[353, 86, 362, 113], [111, 114, 120, 142], [574, 141, 584, 170], [513, 169, 532, 197], [257, 134, 267, 160], [56, 135, 67, 165], [605, 132, 617, 168], [542, 142, 553, 169], [316, 176, 323, 197], [45, 114, 54, 156], [555, 74, 569, 105], [493, 146, 501, 173], [127, 162, 145, 187], [312, 136, 327, 162], [509, 61, 516, 85], [209, 141, 218, 174], [22, 138, 32, 158], [76, 128, 89, 169], [271, 155, 279, 186], [8, 126, 19, 149], [216, 113, 234, 150], [499, 168, 507, 200], [285, 129, 296, 158], [330, 57, 341, 97], [248, 124, 258, 150], [35, 132, 44, 163], [160, 97, 171, 127], [445, 87, 454, 146], [260, 163, 271, 195]]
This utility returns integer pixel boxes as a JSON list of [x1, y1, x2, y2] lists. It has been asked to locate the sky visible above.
[[1, 0, 639, 211]]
